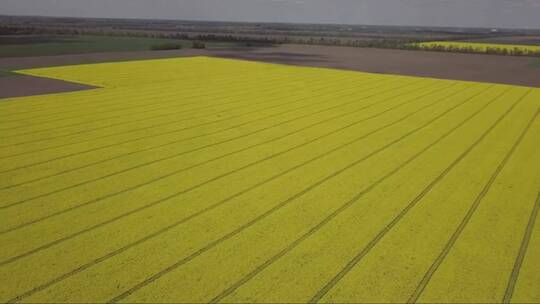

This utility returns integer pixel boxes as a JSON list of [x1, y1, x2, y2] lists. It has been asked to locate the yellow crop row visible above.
[[0, 57, 539, 303], [416, 41, 540, 55]]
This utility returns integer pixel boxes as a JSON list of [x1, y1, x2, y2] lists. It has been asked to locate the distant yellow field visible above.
[[0, 57, 539, 303], [417, 41, 540, 55]]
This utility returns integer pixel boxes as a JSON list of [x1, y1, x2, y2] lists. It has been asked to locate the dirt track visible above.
[[1, 44, 539, 99]]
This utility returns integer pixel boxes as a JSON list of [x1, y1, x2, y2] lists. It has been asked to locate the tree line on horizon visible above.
[[1, 24, 539, 58]]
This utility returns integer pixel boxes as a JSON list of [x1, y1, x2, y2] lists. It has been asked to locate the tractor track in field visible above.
[[1, 57, 539, 303]]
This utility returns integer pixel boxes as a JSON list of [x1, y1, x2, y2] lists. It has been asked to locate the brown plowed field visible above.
[[0, 74, 96, 100]]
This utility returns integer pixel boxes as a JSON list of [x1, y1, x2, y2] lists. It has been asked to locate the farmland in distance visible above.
[[417, 41, 540, 56]]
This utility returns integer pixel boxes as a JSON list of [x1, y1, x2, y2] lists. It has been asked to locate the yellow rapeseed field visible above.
[[417, 41, 540, 55], [0, 57, 539, 303]]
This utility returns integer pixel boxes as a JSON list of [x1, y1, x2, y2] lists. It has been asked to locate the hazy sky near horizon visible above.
[[1, 0, 540, 29]]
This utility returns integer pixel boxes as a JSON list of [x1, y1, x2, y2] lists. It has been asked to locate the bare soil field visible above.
[[0, 74, 95, 99], [0, 49, 207, 70], [1, 44, 539, 99], [209, 45, 540, 87]]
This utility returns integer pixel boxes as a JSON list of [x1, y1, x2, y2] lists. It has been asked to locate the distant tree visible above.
[[150, 43, 183, 51], [192, 40, 206, 49]]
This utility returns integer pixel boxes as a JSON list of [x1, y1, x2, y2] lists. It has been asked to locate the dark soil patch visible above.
[[0, 74, 96, 100]]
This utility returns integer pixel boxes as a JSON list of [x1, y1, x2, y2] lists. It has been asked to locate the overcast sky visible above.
[[1, 0, 539, 29]]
